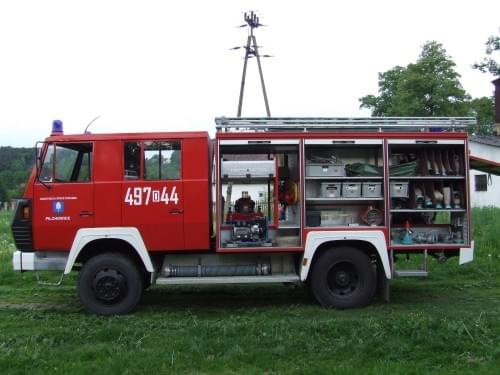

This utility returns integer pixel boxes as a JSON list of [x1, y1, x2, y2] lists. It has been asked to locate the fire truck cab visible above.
[[12, 117, 475, 315]]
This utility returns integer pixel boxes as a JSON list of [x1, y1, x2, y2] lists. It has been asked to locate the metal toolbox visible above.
[[390, 181, 409, 198], [362, 182, 383, 198], [221, 160, 275, 178], [342, 182, 362, 198], [321, 182, 341, 198], [306, 163, 344, 177]]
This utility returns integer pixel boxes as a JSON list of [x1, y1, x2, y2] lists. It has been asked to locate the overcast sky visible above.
[[0, 0, 498, 147]]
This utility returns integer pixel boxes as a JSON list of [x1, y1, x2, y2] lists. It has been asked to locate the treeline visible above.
[[0, 147, 35, 201]]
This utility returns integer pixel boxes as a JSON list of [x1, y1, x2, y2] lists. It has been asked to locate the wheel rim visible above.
[[92, 268, 127, 303], [326, 261, 359, 297]]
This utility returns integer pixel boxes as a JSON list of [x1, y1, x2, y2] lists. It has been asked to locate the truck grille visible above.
[[11, 199, 34, 251]]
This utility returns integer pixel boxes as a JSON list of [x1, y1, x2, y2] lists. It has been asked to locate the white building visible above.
[[468, 78, 500, 207], [469, 136, 500, 207]]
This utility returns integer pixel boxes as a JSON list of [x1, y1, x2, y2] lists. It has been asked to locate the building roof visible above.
[[470, 156, 500, 175], [469, 135, 500, 175], [469, 135, 500, 148]]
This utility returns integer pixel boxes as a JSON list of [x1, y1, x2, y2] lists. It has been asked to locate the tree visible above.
[[0, 181, 7, 203], [473, 32, 500, 76], [468, 96, 495, 135], [360, 41, 470, 117], [0, 147, 34, 200]]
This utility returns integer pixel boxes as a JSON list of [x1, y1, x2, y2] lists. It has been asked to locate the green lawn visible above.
[[1, 209, 499, 374]]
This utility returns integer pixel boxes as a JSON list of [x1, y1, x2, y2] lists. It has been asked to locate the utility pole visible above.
[[234, 11, 271, 117]]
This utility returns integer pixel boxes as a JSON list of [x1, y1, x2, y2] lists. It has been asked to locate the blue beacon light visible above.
[[51, 120, 64, 135]]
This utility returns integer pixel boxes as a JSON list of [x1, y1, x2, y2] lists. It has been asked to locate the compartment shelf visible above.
[[391, 243, 466, 248], [307, 197, 384, 203], [307, 224, 384, 228], [278, 223, 300, 229], [389, 176, 465, 180], [306, 176, 383, 180], [390, 209, 466, 213], [221, 176, 274, 183]]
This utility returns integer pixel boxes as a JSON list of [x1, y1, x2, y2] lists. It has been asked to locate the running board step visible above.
[[155, 274, 300, 285], [394, 270, 428, 278]]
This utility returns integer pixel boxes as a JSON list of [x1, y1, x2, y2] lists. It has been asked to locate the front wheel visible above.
[[310, 247, 376, 308], [78, 253, 144, 315]]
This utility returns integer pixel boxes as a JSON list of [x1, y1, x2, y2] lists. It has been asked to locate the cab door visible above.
[[121, 140, 184, 251], [33, 142, 94, 250]]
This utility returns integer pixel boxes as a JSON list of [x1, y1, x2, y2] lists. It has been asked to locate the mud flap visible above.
[[376, 260, 390, 303]]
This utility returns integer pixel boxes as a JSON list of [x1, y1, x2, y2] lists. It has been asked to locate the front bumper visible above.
[[13, 251, 68, 271]]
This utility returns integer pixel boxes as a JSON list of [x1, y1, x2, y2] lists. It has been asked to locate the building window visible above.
[[475, 174, 488, 192]]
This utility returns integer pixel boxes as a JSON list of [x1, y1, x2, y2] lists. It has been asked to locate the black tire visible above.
[[78, 253, 144, 315], [310, 247, 376, 308]]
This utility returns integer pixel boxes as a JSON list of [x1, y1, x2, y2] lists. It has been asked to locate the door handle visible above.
[[80, 211, 94, 217], [169, 209, 183, 215]]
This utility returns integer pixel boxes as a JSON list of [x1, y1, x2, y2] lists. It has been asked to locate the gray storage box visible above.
[[390, 181, 409, 198], [306, 164, 344, 177], [362, 182, 383, 198], [342, 182, 362, 198], [320, 210, 348, 226], [321, 182, 341, 198], [221, 160, 275, 178]]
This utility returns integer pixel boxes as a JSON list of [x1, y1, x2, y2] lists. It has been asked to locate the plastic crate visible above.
[[320, 210, 348, 226], [390, 181, 409, 198], [221, 160, 275, 178], [342, 182, 362, 198], [321, 182, 341, 198], [362, 182, 382, 198], [306, 164, 344, 177]]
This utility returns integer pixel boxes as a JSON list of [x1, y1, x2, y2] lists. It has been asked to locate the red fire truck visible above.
[[11, 117, 475, 315]]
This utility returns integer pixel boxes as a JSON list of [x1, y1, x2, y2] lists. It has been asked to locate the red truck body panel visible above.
[[26, 126, 470, 255], [30, 131, 211, 252]]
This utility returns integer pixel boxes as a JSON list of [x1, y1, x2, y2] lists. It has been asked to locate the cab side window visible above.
[[124, 142, 141, 180], [40, 143, 93, 183], [144, 141, 181, 180]]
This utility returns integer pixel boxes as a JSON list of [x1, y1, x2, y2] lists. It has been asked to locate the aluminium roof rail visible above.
[[215, 117, 476, 133]]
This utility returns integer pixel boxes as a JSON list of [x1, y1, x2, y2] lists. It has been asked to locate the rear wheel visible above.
[[78, 253, 144, 315], [311, 247, 376, 308]]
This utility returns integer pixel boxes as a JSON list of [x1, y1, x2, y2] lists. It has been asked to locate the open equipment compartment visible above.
[[218, 140, 301, 249], [388, 139, 469, 247], [304, 139, 385, 228]]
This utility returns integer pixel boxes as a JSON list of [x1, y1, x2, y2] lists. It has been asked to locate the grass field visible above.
[[1, 209, 499, 374]]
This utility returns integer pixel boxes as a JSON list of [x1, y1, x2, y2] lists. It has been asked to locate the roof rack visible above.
[[215, 117, 476, 133]]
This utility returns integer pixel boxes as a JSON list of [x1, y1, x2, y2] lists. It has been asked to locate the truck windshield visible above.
[[40, 143, 93, 183]]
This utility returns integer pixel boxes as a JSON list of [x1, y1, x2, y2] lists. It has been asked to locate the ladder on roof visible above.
[[215, 117, 476, 133]]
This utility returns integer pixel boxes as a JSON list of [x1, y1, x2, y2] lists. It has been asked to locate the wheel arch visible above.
[[64, 227, 155, 275], [300, 231, 391, 281]]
